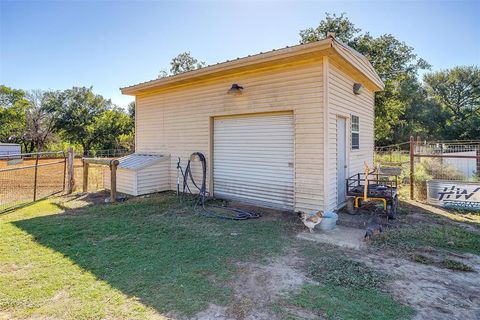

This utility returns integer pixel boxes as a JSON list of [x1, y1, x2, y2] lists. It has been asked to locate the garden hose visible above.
[[177, 152, 259, 220]]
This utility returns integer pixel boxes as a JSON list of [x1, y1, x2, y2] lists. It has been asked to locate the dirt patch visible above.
[[193, 251, 312, 320], [358, 252, 480, 320]]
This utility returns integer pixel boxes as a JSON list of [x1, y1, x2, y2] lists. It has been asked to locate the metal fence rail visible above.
[[0, 149, 132, 213], [0, 152, 67, 212], [409, 138, 480, 202]]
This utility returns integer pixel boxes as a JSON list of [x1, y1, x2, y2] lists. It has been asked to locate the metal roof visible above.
[[0, 143, 21, 146], [118, 153, 169, 171], [120, 36, 384, 95]]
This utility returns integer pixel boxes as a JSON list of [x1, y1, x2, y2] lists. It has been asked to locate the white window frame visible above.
[[351, 115, 360, 150]]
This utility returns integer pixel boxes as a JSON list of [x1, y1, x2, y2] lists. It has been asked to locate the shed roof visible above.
[[118, 153, 169, 171], [0, 143, 21, 146], [121, 36, 384, 95]]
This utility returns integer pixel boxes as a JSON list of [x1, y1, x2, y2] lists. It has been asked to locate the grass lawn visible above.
[[2, 192, 477, 319], [0, 193, 294, 319]]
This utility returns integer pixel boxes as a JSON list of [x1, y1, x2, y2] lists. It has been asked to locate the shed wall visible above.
[[104, 168, 136, 195], [0, 144, 21, 156], [136, 59, 325, 212], [326, 61, 375, 210], [136, 160, 171, 195]]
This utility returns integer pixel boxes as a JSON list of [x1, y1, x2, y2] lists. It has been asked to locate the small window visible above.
[[351, 115, 360, 150]]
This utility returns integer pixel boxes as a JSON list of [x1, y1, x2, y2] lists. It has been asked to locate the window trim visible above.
[[351, 115, 360, 150]]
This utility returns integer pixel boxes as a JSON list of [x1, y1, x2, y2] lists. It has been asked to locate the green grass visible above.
[[288, 284, 414, 320], [371, 224, 480, 255], [0, 193, 294, 319]]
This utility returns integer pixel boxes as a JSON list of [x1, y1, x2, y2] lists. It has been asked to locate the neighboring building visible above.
[[120, 36, 384, 212], [0, 143, 21, 157]]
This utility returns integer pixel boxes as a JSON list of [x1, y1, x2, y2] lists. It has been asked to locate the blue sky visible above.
[[1, 0, 479, 108]]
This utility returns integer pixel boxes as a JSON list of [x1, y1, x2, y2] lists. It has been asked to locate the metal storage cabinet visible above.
[[104, 153, 170, 196]]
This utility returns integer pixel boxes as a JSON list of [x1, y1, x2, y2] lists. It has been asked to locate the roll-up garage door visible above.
[[213, 113, 294, 210]]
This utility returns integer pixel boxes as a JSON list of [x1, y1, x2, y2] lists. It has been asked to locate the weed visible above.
[[285, 284, 414, 320], [308, 256, 388, 289], [440, 259, 474, 272]]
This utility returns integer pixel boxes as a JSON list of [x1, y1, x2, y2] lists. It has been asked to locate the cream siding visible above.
[[326, 61, 375, 210], [136, 60, 325, 212], [136, 161, 170, 195], [104, 168, 137, 195], [104, 160, 170, 196]]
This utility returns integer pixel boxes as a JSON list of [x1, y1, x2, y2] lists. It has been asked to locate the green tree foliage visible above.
[[23, 90, 57, 151], [1, 85, 134, 153], [48, 87, 134, 154], [300, 13, 430, 145], [424, 66, 480, 140], [300, 12, 360, 44], [169, 52, 206, 75], [0, 85, 28, 146]]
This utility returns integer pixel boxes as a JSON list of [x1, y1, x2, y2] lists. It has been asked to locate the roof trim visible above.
[[121, 37, 384, 95]]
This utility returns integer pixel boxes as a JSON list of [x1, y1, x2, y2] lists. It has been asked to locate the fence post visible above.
[[409, 136, 415, 200], [33, 153, 39, 201], [83, 160, 89, 193], [110, 160, 119, 203], [67, 148, 75, 194]]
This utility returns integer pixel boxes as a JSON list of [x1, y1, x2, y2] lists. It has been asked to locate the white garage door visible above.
[[213, 113, 294, 210]]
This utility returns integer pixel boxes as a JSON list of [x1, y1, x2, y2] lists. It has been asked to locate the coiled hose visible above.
[[177, 152, 260, 220]]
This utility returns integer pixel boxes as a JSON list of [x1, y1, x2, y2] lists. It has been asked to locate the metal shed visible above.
[[120, 36, 384, 212], [0, 143, 21, 156], [104, 153, 170, 196]]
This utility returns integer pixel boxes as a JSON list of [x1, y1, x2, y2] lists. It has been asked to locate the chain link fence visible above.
[[375, 139, 480, 207], [0, 149, 132, 212], [0, 152, 67, 212]]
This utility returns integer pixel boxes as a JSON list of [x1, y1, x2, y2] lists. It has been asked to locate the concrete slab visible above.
[[296, 225, 366, 250]]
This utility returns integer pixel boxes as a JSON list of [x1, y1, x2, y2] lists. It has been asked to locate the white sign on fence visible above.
[[427, 180, 480, 211], [443, 151, 478, 179]]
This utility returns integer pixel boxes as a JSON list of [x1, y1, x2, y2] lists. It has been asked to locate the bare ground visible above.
[[194, 250, 319, 320], [193, 201, 480, 320], [361, 253, 480, 320]]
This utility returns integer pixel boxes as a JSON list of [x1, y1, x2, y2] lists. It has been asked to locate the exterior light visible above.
[[228, 83, 244, 94], [353, 83, 363, 95]]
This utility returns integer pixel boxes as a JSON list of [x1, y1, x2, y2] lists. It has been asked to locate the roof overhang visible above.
[[121, 37, 384, 96]]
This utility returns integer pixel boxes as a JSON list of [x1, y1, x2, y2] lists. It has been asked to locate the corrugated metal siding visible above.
[[136, 160, 170, 195], [104, 168, 137, 195], [326, 61, 375, 210], [213, 113, 294, 210], [135, 59, 325, 212], [117, 153, 168, 170], [0, 144, 21, 156], [104, 161, 170, 196]]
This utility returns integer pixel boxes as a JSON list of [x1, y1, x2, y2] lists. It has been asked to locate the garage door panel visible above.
[[214, 113, 294, 210]]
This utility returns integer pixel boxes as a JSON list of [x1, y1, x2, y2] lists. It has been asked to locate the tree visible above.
[[23, 90, 57, 151], [299, 13, 430, 145], [169, 52, 206, 75], [424, 66, 480, 140], [49, 87, 135, 154], [90, 108, 134, 150], [50, 87, 111, 154], [0, 85, 28, 146], [299, 13, 360, 44]]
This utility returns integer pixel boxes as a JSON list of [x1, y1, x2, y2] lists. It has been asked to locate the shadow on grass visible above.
[[12, 192, 294, 316], [400, 199, 480, 229]]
